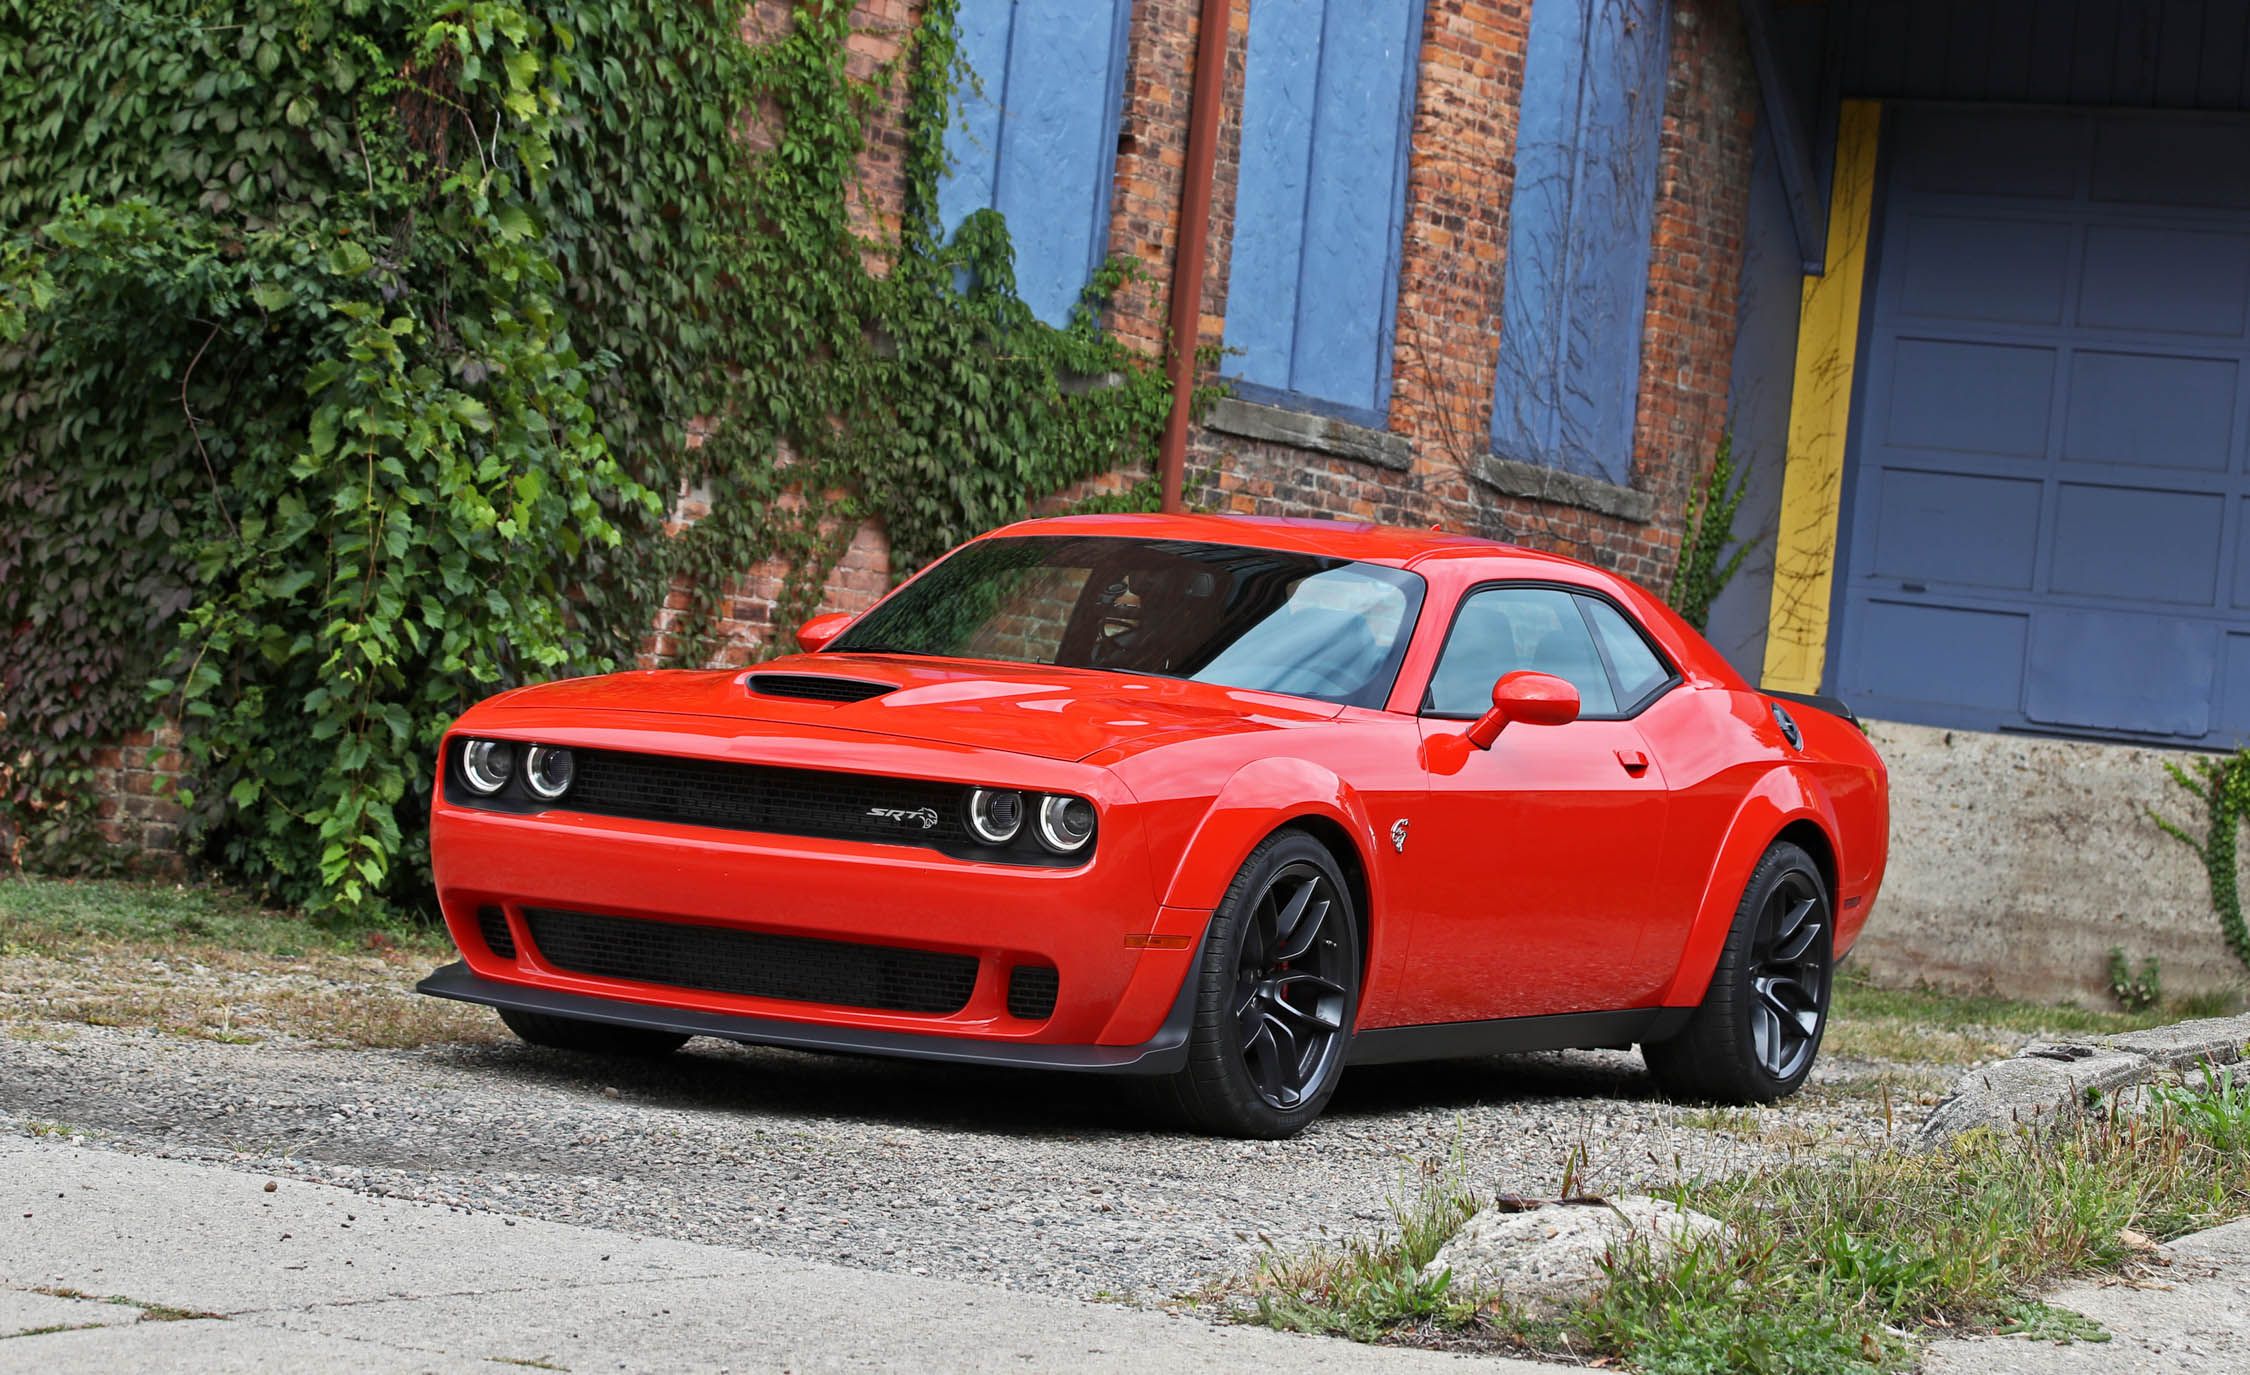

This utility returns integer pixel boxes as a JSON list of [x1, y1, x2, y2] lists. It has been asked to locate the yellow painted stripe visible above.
[[1762, 99, 1882, 694]]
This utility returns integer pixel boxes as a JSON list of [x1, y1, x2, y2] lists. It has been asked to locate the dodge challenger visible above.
[[419, 513, 1888, 1138]]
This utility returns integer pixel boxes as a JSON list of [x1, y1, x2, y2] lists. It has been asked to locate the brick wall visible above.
[[93, 0, 1765, 856], [1181, 0, 1756, 591], [672, 0, 1759, 664], [89, 726, 186, 868]]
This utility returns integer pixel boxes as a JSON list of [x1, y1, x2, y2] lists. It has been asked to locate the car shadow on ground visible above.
[[420, 1035, 1662, 1137]]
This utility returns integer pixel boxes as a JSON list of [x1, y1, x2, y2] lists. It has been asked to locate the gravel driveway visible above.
[[0, 1015, 1922, 1306]]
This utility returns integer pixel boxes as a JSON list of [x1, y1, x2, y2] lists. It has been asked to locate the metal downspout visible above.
[[1158, 0, 1231, 513]]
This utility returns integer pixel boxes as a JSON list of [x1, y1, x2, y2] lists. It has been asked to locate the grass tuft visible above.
[[0, 875, 492, 1048], [0, 874, 444, 959], [1249, 1155, 1483, 1342], [1242, 1064, 2250, 1372]]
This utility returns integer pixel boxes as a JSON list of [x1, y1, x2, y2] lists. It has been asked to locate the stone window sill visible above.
[[1471, 453, 1654, 523], [1204, 396, 1412, 472]]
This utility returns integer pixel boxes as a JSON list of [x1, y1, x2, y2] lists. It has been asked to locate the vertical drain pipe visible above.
[[1158, 0, 1231, 513]]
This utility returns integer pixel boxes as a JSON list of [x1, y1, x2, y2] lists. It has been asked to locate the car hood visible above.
[[484, 654, 1344, 762]]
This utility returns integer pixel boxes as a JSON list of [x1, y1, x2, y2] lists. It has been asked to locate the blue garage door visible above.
[[1834, 106, 2250, 745]]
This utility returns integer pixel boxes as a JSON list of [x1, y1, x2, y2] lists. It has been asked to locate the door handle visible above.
[[1615, 748, 1650, 775]]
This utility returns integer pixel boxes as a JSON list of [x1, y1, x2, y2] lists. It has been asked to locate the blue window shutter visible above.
[[1490, 0, 1671, 485], [1222, 0, 1425, 425], [939, 1, 1133, 326]]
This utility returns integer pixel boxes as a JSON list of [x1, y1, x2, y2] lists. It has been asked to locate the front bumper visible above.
[[425, 713, 1216, 1052], [418, 957, 1199, 1074]]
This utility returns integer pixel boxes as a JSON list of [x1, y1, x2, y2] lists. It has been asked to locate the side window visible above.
[[1426, 587, 1618, 718], [1580, 596, 1672, 709]]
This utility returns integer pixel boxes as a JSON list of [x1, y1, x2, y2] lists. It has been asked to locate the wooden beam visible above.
[[1762, 99, 1880, 694], [1741, 0, 1828, 276]]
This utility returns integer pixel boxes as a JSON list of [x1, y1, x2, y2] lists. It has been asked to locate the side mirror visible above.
[[796, 611, 855, 654], [1464, 671, 1580, 749]]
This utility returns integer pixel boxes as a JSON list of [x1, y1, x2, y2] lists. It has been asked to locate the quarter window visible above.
[[1426, 586, 1619, 717], [1581, 596, 1670, 708]]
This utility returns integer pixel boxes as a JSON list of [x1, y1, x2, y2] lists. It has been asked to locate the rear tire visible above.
[[1158, 829, 1361, 1139], [497, 1007, 690, 1058], [1643, 840, 1832, 1104]]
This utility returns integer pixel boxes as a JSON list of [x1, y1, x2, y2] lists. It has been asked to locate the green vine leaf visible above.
[[1, 0, 1176, 916]]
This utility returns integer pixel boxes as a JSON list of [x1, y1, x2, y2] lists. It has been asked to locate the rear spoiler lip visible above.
[[1764, 689, 1863, 732]]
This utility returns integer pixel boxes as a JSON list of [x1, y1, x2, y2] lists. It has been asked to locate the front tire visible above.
[[1159, 830, 1361, 1138], [1643, 840, 1832, 1104], [497, 1007, 691, 1058]]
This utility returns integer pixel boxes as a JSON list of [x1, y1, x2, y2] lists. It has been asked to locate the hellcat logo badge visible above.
[[867, 806, 941, 831], [1390, 818, 1409, 853]]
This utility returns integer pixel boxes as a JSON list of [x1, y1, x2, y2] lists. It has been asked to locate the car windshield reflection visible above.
[[830, 535, 1427, 708]]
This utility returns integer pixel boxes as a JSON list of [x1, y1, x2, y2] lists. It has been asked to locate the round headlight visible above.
[[460, 739, 515, 795], [522, 745, 575, 801], [1035, 794, 1096, 854], [966, 787, 1024, 844]]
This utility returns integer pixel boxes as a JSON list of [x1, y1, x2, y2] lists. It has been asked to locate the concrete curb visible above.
[[1915, 1012, 2250, 1148]]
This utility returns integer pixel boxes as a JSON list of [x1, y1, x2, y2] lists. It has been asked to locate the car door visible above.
[[1399, 584, 1675, 1022]]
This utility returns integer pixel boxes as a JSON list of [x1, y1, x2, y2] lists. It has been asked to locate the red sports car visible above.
[[420, 514, 1887, 1137]]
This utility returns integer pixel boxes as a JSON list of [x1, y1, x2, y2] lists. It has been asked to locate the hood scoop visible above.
[[743, 672, 897, 705]]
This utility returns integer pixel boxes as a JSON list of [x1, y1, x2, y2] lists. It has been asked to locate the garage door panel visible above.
[[1846, 602, 2027, 712], [2092, 114, 2250, 209], [2235, 498, 2250, 608], [1837, 107, 2250, 746], [2221, 634, 2250, 736], [1891, 107, 2083, 198], [1896, 215, 2071, 325], [2025, 610, 2214, 737], [2060, 351, 2238, 471], [1884, 339, 2055, 457], [2078, 226, 2250, 337], [2050, 483, 2224, 604], [1871, 469, 2042, 590]]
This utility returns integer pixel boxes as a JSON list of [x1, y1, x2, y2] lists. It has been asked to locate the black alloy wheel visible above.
[[1233, 859, 1354, 1110], [1643, 840, 1833, 1104], [1160, 829, 1361, 1137], [1747, 867, 1826, 1081]]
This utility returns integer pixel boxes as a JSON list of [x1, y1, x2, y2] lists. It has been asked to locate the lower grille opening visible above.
[[1006, 964, 1059, 1021], [476, 905, 517, 960], [523, 908, 979, 1015]]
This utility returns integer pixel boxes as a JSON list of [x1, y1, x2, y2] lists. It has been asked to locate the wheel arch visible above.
[[1772, 816, 1838, 907], [1277, 812, 1374, 986], [1157, 758, 1390, 990], [1656, 766, 1844, 1008]]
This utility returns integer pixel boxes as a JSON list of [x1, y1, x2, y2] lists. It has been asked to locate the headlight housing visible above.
[[523, 745, 575, 800], [460, 739, 515, 795], [965, 787, 1025, 844], [1034, 793, 1096, 854]]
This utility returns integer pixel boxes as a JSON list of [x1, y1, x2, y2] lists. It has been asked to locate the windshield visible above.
[[830, 535, 1426, 708]]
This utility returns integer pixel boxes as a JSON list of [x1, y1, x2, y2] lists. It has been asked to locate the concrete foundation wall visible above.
[[1850, 720, 2249, 1006]]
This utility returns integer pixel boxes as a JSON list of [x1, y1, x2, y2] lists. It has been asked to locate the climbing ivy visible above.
[[1665, 432, 1755, 633], [2152, 751, 2250, 976], [0, 0, 1174, 914]]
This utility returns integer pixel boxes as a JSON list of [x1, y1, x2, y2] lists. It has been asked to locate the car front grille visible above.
[[476, 905, 516, 960], [521, 908, 980, 1015], [564, 749, 970, 850], [1005, 964, 1059, 1020]]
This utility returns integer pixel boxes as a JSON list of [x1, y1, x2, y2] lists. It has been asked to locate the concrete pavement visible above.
[[0, 1134, 1520, 1373], [8, 1133, 2248, 1372], [1920, 1217, 2250, 1375]]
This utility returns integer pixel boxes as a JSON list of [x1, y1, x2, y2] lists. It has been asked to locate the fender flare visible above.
[[1152, 756, 1392, 983], [1655, 765, 1843, 1008]]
